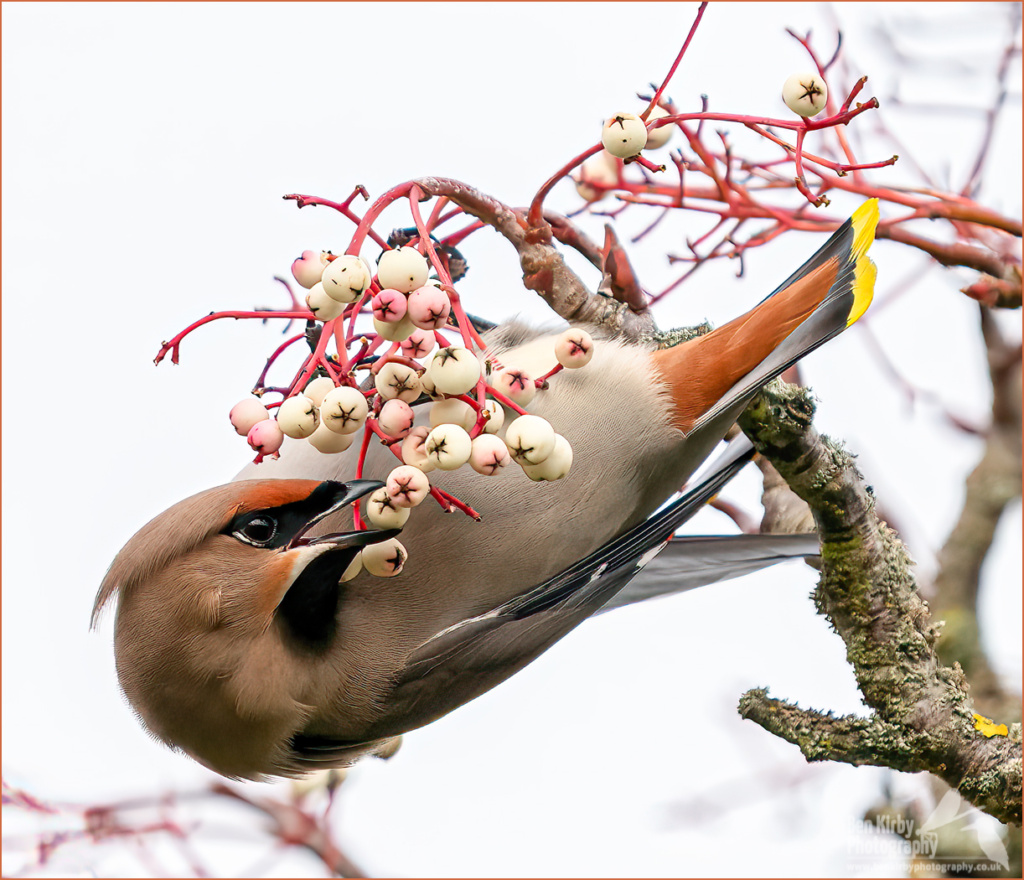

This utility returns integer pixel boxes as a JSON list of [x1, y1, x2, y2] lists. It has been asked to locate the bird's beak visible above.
[[287, 479, 400, 550]]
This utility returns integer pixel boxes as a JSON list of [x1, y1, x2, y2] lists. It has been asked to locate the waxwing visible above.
[[95, 201, 879, 780]]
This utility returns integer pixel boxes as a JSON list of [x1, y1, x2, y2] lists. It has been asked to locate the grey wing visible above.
[[597, 532, 819, 613], [378, 436, 758, 733]]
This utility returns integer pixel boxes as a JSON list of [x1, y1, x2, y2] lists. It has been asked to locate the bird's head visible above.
[[93, 478, 397, 779]]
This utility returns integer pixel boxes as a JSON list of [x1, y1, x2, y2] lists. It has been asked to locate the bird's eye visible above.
[[234, 515, 278, 547]]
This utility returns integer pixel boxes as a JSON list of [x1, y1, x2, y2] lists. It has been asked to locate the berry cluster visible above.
[[575, 71, 831, 203], [225, 238, 596, 579]]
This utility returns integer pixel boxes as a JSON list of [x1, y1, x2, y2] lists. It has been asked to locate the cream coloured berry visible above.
[[574, 150, 619, 202], [386, 465, 431, 508], [406, 285, 452, 331], [373, 315, 416, 342], [418, 371, 444, 401], [492, 367, 536, 406], [322, 254, 373, 304], [601, 112, 647, 159], [482, 398, 505, 434], [504, 414, 555, 465], [277, 394, 320, 439], [374, 362, 421, 403], [365, 488, 412, 530], [230, 398, 270, 436], [371, 288, 409, 324], [378, 398, 415, 439], [291, 250, 323, 289], [361, 538, 407, 577], [782, 72, 828, 117], [428, 346, 482, 396], [644, 105, 674, 150], [303, 376, 336, 407], [470, 434, 511, 476], [377, 246, 429, 293], [429, 398, 477, 432], [425, 423, 472, 471], [307, 421, 356, 454], [320, 386, 368, 434], [305, 282, 345, 322], [247, 419, 284, 456], [522, 433, 573, 481], [554, 328, 595, 368], [340, 553, 362, 583]]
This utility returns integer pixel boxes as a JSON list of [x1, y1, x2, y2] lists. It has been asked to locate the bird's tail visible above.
[[652, 199, 879, 435]]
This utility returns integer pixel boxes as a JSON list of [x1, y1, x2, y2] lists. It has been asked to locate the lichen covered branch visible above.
[[737, 381, 1022, 825]]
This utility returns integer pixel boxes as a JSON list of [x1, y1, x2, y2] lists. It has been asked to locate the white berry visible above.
[[374, 362, 422, 403], [386, 465, 431, 508], [361, 538, 407, 577], [644, 105, 674, 150], [782, 72, 828, 117], [377, 246, 429, 293], [321, 254, 373, 303], [470, 434, 511, 476], [401, 426, 437, 473], [305, 282, 345, 322], [320, 386, 368, 434], [303, 376, 336, 407], [229, 398, 270, 436], [522, 433, 573, 481], [307, 421, 356, 454], [504, 414, 555, 465], [429, 398, 477, 432], [364, 488, 412, 530], [425, 423, 472, 471], [601, 112, 647, 159], [554, 328, 595, 368], [492, 368, 536, 406], [427, 346, 482, 396]]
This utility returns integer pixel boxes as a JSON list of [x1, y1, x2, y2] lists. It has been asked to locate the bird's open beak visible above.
[[287, 479, 400, 550]]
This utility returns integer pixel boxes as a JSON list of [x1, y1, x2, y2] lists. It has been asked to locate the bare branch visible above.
[[413, 177, 658, 338]]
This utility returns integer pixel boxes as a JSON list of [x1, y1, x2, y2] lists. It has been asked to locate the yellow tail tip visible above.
[[847, 199, 879, 326]]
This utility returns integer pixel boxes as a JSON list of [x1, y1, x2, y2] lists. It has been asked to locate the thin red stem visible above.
[[642, 1, 709, 121]]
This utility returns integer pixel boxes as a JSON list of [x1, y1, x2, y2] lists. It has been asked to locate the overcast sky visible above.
[[3, 2, 1020, 876]]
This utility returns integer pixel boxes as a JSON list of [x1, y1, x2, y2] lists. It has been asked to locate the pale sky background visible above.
[[2, 2, 1021, 877]]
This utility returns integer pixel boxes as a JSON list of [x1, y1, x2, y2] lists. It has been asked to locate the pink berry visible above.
[[401, 426, 436, 472], [378, 399, 415, 439], [407, 286, 452, 331], [492, 368, 537, 406], [400, 328, 435, 360], [470, 434, 511, 476], [372, 288, 409, 324], [386, 465, 431, 508], [291, 250, 323, 289], [230, 398, 270, 436], [247, 419, 284, 456], [554, 328, 595, 368]]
